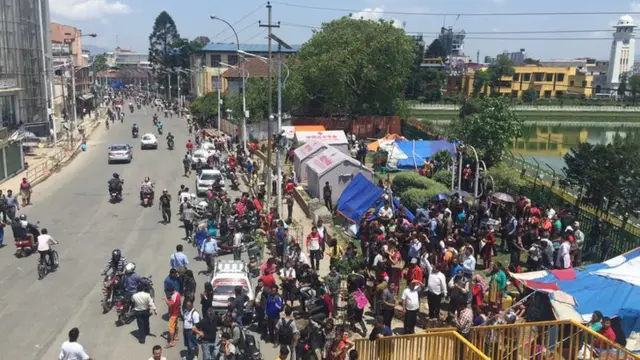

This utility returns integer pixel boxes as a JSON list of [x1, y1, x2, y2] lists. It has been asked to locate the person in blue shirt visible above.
[[170, 244, 189, 271], [450, 257, 463, 279], [369, 316, 393, 340], [265, 285, 283, 343], [156, 120, 163, 131], [194, 223, 207, 250], [200, 236, 219, 272], [164, 268, 182, 298]]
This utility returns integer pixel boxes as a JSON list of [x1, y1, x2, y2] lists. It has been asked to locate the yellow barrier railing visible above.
[[468, 319, 639, 360], [354, 330, 490, 360]]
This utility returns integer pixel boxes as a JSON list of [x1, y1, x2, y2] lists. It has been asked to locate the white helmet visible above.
[[125, 262, 136, 273]]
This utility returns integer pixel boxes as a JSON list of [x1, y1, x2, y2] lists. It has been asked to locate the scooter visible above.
[[132, 129, 139, 138], [157, 127, 163, 135], [141, 193, 153, 207], [14, 237, 37, 258]]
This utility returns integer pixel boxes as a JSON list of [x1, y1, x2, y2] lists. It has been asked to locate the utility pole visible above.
[[259, 1, 279, 211], [70, 53, 77, 148], [217, 70, 222, 133], [167, 71, 172, 102], [177, 70, 181, 108], [276, 45, 283, 217]]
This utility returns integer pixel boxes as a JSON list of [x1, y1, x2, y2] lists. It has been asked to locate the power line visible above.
[[273, 2, 640, 17], [220, 21, 259, 43], [242, 29, 266, 43], [465, 37, 612, 40], [209, 2, 266, 40], [280, 22, 615, 35]]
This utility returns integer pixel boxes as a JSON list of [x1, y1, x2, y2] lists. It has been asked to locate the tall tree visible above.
[[472, 70, 491, 96], [424, 39, 445, 59], [294, 17, 415, 116], [194, 36, 211, 46], [92, 54, 109, 73], [522, 88, 538, 104], [404, 40, 426, 99], [488, 54, 515, 95], [415, 68, 444, 102], [618, 73, 628, 99], [628, 74, 640, 105], [454, 97, 522, 166], [149, 11, 180, 99], [170, 38, 205, 97]]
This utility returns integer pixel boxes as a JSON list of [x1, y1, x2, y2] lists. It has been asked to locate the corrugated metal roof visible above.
[[201, 43, 301, 53]]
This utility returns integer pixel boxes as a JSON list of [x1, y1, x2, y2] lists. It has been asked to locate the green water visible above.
[[510, 125, 640, 171]]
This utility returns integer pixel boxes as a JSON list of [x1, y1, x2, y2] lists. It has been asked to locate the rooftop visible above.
[[200, 43, 301, 53], [222, 58, 270, 78]]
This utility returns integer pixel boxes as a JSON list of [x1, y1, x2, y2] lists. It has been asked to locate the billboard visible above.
[[52, 43, 72, 56]]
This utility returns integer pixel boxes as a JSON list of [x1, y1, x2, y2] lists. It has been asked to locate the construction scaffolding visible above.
[[0, 0, 50, 132]]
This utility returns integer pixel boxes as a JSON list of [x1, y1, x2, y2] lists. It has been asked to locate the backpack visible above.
[[232, 324, 246, 351], [278, 319, 294, 345]]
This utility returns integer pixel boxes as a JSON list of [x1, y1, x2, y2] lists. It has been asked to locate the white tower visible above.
[[607, 14, 637, 89]]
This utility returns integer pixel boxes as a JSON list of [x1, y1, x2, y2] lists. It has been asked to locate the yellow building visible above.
[[189, 44, 299, 96], [460, 65, 594, 99]]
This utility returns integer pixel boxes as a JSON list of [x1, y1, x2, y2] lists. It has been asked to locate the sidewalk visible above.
[[0, 111, 106, 194]]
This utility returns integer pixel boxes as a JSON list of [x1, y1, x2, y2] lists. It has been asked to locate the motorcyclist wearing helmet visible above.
[[140, 177, 154, 202], [166, 132, 174, 142], [123, 262, 143, 297], [102, 249, 127, 275], [152, 113, 158, 123], [132, 123, 139, 136], [11, 214, 38, 242], [108, 173, 123, 197]]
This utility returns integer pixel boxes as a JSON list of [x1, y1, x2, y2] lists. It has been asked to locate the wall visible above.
[[291, 116, 402, 138]]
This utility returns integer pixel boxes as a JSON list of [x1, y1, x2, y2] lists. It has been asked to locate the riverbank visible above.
[[409, 109, 640, 125]]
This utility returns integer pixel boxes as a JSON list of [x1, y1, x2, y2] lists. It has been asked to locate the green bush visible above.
[[333, 254, 365, 275], [391, 172, 441, 194], [400, 183, 449, 211], [485, 163, 527, 195], [433, 170, 452, 186]]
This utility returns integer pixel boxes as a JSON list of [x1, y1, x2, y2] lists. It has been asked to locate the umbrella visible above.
[[432, 193, 450, 202], [492, 192, 515, 203]]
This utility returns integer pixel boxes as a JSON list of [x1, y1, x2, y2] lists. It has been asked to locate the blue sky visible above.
[[50, 0, 640, 60]]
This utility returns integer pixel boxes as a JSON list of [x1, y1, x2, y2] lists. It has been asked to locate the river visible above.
[[508, 124, 640, 172]]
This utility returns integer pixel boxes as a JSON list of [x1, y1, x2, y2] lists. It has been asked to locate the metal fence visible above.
[[410, 103, 640, 112]]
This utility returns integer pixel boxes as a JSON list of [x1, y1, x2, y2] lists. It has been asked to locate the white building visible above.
[[607, 14, 637, 89]]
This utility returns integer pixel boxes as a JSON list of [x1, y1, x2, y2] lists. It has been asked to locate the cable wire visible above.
[[465, 37, 612, 40], [242, 29, 267, 43], [210, 2, 266, 39], [273, 2, 640, 17], [220, 21, 259, 43]]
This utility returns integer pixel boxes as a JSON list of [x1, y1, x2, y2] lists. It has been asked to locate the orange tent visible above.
[[294, 125, 325, 132], [367, 133, 405, 151]]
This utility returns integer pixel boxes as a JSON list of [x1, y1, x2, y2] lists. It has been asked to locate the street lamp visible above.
[[210, 15, 241, 134], [63, 32, 97, 148]]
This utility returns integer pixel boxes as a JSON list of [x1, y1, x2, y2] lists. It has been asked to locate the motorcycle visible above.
[[115, 275, 154, 325], [101, 273, 122, 313], [167, 138, 174, 150], [132, 129, 139, 138], [141, 192, 153, 207], [157, 127, 163, 135], [152, 118, 158, 126], [137, 104, 141, 110], [129, 105, 134, 113], [14, 237, 37, 258]]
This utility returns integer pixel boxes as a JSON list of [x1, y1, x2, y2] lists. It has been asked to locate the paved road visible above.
[[0, 108, 278, 360]]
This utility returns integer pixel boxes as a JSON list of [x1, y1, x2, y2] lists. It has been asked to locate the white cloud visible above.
[[49, 0, 132, 20], [350, 7, 403, 29], [631, 2, 640, 23]]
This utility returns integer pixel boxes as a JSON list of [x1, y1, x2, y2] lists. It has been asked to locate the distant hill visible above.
[[83, 44, 111, 55]]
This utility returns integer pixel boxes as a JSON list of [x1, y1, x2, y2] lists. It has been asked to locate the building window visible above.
[[557, 73, 565, 82], [570, 80, 575, 86], [582, 81, 587, 88], [0, 95, 17, 127], [227, 55, 238, 66], [523, 73, 531, 81], [210, 54, 221, 67], [512, 73, 520, 81], [534, 73, 543, 81], [544, 90, 552, 99], [545, 73, 553, 82]]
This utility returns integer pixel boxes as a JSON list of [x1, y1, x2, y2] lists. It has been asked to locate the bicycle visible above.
[[37, 249, 59, 280]]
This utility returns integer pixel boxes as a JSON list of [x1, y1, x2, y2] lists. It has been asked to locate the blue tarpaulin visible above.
[[336, 173, 414, 223], [514, 248, 640, 351], [394, 140, 455, 169]]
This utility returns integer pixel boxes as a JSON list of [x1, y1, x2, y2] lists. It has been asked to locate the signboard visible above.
[[295, 130, 348, 144], [0, 78, 17, 89], [52, 43, 72, 56], [211, 77, 221, 91]]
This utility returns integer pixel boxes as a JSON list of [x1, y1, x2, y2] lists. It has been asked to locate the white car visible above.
[[196, 169, 224, 195], [154, 99, 163, 107], [210, 260, 254, 313], [140, 133, 158, 149], [191, 149, 211, 169]]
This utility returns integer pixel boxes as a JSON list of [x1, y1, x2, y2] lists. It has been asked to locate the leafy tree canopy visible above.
[[454, 97, 523, 166], [294, 17, 415, 116], [92, 54, 109, 73], [487, 54, 515, 93], [149, 11, 180, 98], [190, 91, 220, 119], [424, 39, 445, 59], [628, 74, 640, 105]]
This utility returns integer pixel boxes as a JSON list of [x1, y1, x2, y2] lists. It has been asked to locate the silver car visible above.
[[196, 169, 224, 195], [107, 144, 133, 164]]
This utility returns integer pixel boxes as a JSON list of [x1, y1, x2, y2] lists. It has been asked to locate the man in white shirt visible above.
[[557, 238, 571, 269], [37, 228, 58, 268], [148, 345, 166, 360], [573, 221, 585, 265], [182, 300, 201, 360], [59, 327, 92, 360], [461, 248, 476, 278], [378, 203, 394, 222], [132, 283, 157, 343], [426, 266, 447, 321], [402, 280, 422, 334], [232, 231, 243, 260]]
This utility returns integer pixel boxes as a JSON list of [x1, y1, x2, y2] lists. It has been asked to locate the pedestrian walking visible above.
[[19, 177, 31, 207], [265, 285, 283, 342], [5, 189, 19, 221], [232, 230, 243, 261], [401, 280, 422, 334], [0, 189, 7, 222], [323, 181, 333, 212], [163, 284, 181, 348], [148, 344, 167, 360], [276, 307, 298, 360], [132, 283, 157, 343], [194, 308, 219, 360], [58, 327, 93, 360], [182, 300, 200, 360]]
